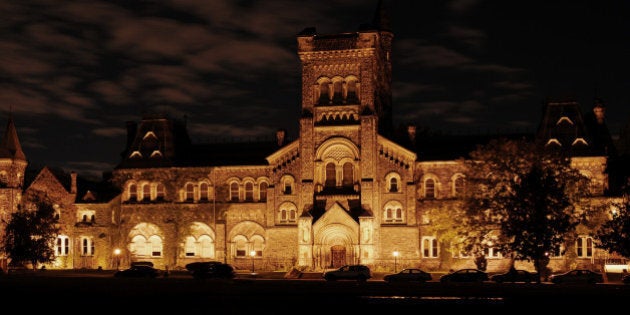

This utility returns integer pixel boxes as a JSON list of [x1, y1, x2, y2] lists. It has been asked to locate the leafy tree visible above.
[[2, 196, 60, 270], [457, 138, 589, 278], [595, 189, 630, 258]]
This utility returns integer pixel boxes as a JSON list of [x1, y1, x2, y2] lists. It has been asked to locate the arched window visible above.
[[230, 182, 240, 201], [279, 202, 298, 224], [259, 182, 268, 201], [142, 184, 151, 201], [185, 183, 195, 201], [130, 235, 148, 257], [234, 236, 248, 257], [184, 236, 196, 257], [156, 183, 165, 200], [342, 162, 353, 187], [425, 178, 436, 199], [198, 235, 214, 258], [346, 79, 358, 104], [383, 201, 404, 223], [128, 184, 137, 201], [251, 235, 264, 257], [199, 182, 209, 201], [245, 182, 254, 201], [282, 176, 294, 195], [149, 235, 163, 257], [325, 163, 336, 188], [390, 178, 398, 192], [186, 183, 195, 202], [319, 81, 330, 105], [332, 81, 343, 104], [90, 214, 95, 222]]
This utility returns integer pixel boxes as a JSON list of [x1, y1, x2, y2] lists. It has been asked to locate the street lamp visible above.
[[393, 251, 399, 273], [113, 248, 121, 270], [250, 250, 256, 274]]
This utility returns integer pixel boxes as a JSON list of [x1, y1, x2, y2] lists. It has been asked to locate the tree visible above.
[[501, 160, 586, 279], [457, 138, 589, 278], [595, 189, 630, 258], [2, 196, 60, 270]]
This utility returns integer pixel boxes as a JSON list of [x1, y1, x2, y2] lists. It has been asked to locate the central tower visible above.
[[295, 2, 393, 268]]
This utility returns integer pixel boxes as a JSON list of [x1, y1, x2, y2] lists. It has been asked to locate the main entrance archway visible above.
[[330, 245, 346, 268]]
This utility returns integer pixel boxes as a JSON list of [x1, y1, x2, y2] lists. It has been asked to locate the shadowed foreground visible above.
[[3, 273, 630, 313]]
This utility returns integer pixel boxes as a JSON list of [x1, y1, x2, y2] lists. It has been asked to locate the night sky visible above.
[[1, 0, 629, 180]]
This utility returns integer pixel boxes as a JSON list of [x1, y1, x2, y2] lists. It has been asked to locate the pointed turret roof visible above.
[[0, 115, 26, 160]]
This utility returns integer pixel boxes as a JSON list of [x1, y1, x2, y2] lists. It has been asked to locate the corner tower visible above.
[[0, 115, 27, 271]]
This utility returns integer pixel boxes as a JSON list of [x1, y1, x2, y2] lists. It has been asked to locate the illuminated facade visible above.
[[0, 3, 625, 273]]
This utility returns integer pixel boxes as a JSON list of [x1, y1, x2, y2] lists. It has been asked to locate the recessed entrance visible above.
[[330, 245, 346, 268]]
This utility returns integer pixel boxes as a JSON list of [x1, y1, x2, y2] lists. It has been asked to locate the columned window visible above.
[[576, 236, 593, 258], [422, 236, 439, 258], [56, 235, 70, 256], [325, 163, 336, 188]]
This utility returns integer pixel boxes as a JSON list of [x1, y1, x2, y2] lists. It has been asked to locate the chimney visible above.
[[276, 129, 286, 146], [593, 99, 606, 124], [407, 124, 416, 142], [70, 172, 77, 194], [126, 121, 138, 149]]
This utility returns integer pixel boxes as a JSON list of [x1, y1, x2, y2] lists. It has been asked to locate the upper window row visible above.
[[315, 76, 360, 106], [420, 174, 465, 200], [229, 180, 269, 202], [125, 179, 270, 203]]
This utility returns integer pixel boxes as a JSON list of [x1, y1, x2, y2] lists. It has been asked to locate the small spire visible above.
[[0, 114, 26, 161]]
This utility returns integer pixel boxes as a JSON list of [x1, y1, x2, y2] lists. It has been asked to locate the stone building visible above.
[[0, 2, 627, 273]]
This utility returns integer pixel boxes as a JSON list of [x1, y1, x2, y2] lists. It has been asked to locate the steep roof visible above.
[[0, 115, 25, 160], [116, 115, 293, 169]]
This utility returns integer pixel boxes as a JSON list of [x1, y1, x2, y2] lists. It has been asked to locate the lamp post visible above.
[[393, 251, 399, 273], [113, 248, 121, 270], [250, 250, 256, 274]]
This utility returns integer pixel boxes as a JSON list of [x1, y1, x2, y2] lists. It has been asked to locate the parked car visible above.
[[185, 261, 235, 279], [114, 265, 160, 278], [550, 269, 604, 284], [383, 268, 432, 283], [323, 265, 371, 282], [440, 268, 488, 283], [490, 268, 539, 283], [604, 258, 629, 273]]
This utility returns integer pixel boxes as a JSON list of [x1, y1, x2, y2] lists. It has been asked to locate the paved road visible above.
[[3, 271, 629, 313]]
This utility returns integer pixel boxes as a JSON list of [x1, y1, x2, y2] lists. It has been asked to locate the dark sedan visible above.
[[113, 265, 160, 278], [440, 268, 488, 283], [550, 269, 603, 284], [383, 268, 432, 283], [490, 269, 539, 283], [185, 261, 235, 279]]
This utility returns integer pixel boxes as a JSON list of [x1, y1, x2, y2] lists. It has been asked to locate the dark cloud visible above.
[[0, 0, 628, 180]]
